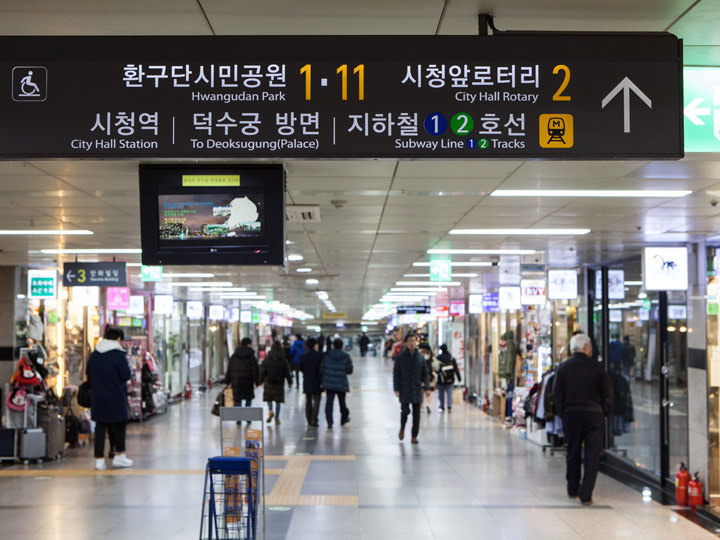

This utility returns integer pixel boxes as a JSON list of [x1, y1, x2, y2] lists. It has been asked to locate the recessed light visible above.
[[296, 268, 312, 273], [427, 249, 535, 255], [491, 189, 691, 197], [450, 228, 590, 235], [287, 254, 304, 262], [305, 278, 319, 285]]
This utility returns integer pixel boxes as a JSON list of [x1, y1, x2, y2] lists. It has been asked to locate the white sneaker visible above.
[[112, 454, 133, 468], [95, 458, 106, 471]]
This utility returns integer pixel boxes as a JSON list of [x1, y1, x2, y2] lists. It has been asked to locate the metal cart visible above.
[[200, 406, 265, 540]]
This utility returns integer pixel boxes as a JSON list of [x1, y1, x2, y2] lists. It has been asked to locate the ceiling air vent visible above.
[[286, 205, 322, 222]]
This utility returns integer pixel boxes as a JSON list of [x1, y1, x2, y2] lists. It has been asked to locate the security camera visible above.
[[712, 200, 719, 207], [490, 255, 500, 267]]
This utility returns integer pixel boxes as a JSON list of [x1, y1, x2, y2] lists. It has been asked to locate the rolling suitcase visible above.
[[19, 394, 46, 462], [38, 405, 65, 459]]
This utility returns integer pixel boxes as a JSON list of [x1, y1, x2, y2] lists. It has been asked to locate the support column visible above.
[[0, 266, 19, 383], [688, 243, 709, 486]]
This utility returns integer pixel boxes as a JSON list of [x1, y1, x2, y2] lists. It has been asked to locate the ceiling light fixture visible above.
[[491, 189, 691, 198], [296, 268, 312, 273], [427, 249, 535, 255], [287, 254, 304, 262], [396, 281, 460, 286], [163, 273, 214, 278], [403, 273, 478, 278], [413, 261, 492, 267], [169, 281, 233, 287], [305, 278, 319, 285], [0, 229, 93, 235], [450, 228, 590, 235], [39, 248, 142, 254]]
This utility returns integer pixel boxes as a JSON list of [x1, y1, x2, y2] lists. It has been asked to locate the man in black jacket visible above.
[[393, 333, 430, 444], [224, 337, 259, 407], [299, 338, 323, 427], [553, 333, 613, 506]]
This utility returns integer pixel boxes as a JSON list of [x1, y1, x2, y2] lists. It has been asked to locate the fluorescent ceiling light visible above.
[[403, 273, 478, 278], [427, 249, 535, 255], [190, 287, 248, 292], [39, 248, 142, 254], [450, 228, 590, 235], [390, 287, 447, 292], [413, 261, 492, 267], [126, 263, 142, 267], [624, 281, 643, 286], [305, 278, 319, 285], [316, 291, 329, 300], [296, 268, 312, 273], [163, 273, 214, 278], [491, 189, 691, 198], [287, 254, 304, 262], [0, 229, 93, 235], [396, 281, 460, 286], [170, 281, 233, 287], [220, 294, 266, 299]]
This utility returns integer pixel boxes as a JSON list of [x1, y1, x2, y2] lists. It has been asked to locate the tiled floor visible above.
[[1, 353, 717, 539]]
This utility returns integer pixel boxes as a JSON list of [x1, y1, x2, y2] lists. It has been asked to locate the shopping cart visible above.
[[200, 406, 265, 540], [200, 456, 257, 540]]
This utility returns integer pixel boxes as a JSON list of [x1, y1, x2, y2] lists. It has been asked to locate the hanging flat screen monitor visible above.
[[139, 164, 285, 265]]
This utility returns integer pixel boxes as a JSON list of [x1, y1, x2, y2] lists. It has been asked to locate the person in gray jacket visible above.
[[393, 333, 431, 444], [320, 338, 353, 428]]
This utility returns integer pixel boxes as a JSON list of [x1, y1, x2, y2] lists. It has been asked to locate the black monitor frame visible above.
[[139, 163, 285, 266]]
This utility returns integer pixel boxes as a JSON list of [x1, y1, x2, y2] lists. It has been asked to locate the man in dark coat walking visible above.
[[393, 333, 430, 444], [299, 338, 323, 427], [224, 337, 259, 407], [86, 326, 133, 471], [553, 333, 613, 506], [320, 338, 353, 428]]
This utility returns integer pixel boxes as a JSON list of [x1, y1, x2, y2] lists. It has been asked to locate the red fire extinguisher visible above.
[[675, 463, 690, 506], [688, 472, 704, 510], [184, 381, 192, 400]]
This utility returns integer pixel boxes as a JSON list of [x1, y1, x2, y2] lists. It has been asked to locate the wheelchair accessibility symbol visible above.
[[539, 113, 573, 148], [12, 66, 47, 102]]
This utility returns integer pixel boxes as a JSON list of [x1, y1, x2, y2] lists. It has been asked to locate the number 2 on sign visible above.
[[552, 65, 571, 101]]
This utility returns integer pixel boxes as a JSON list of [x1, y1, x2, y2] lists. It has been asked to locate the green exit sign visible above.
[[684, 67, 720, 152], [430, 259, 452, 282], [140, 265, 163, 282]]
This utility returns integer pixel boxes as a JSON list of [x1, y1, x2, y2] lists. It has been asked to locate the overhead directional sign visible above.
[[0, 34, 682, 159], [63, 262, 127, 287], [684, 67, 720, 152]]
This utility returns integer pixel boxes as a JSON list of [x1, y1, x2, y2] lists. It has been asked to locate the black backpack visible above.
[[437, 361, 455, 385], [266, 358, 284, 384]]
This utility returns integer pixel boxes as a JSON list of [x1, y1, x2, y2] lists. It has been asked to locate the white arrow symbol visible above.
[[65, 270, 75, 281], [601, 77, 652, 133], [684, 97, 711, 125]]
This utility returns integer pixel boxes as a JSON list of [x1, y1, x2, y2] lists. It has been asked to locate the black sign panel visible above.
[[0, 34, 682, 159], [397, 305, 432, 315], [63, 262, 127, 287]]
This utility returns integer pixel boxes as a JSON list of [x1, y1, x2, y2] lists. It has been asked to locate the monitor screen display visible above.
[[139, 164, 285, 266]]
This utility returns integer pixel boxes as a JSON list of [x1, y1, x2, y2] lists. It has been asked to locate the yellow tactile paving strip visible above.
[[0, 454, 359, 507]]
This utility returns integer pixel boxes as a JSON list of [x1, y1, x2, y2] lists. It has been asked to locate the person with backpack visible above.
[[223, 337, 259, 407], [435, 344, 462, 412], [259, 341, 292, 425], [320, 338, 353, 428]]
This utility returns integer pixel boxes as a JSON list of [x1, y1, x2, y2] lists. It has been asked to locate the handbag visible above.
[[211, 390, 224, 416], [6, 383, 27, 411], [77, 380, 92, 408]]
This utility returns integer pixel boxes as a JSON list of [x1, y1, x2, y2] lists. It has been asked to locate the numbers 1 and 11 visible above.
[[300, 64, 365, 101]]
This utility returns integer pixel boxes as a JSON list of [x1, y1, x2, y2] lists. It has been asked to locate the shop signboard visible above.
[[450, 321, 465, 373], [499, 286, 521, 311], [643, 246, 688, 291], [609, 310, 623, 323], [520, 279, 546, 305], [27, 269, 56, 299], [153, 295, 174, 315], [668, 304, 687, 320], [127, 295, 145, 315], [241, 310, 252, 323], [435, 305, 449, 319], [468, 294, 483, 314], [396, 305, 431, 315], [547, 269, 577, 300], [186, 300, 203, 319], [107, 287, 130, 310], [595, 269, 625, 300], [0, 34, 682, 160], [209, 305, 225, 320], [449, 300, 465, 317], [482, 292, 501, 312], [63, 261, 127, 287]]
